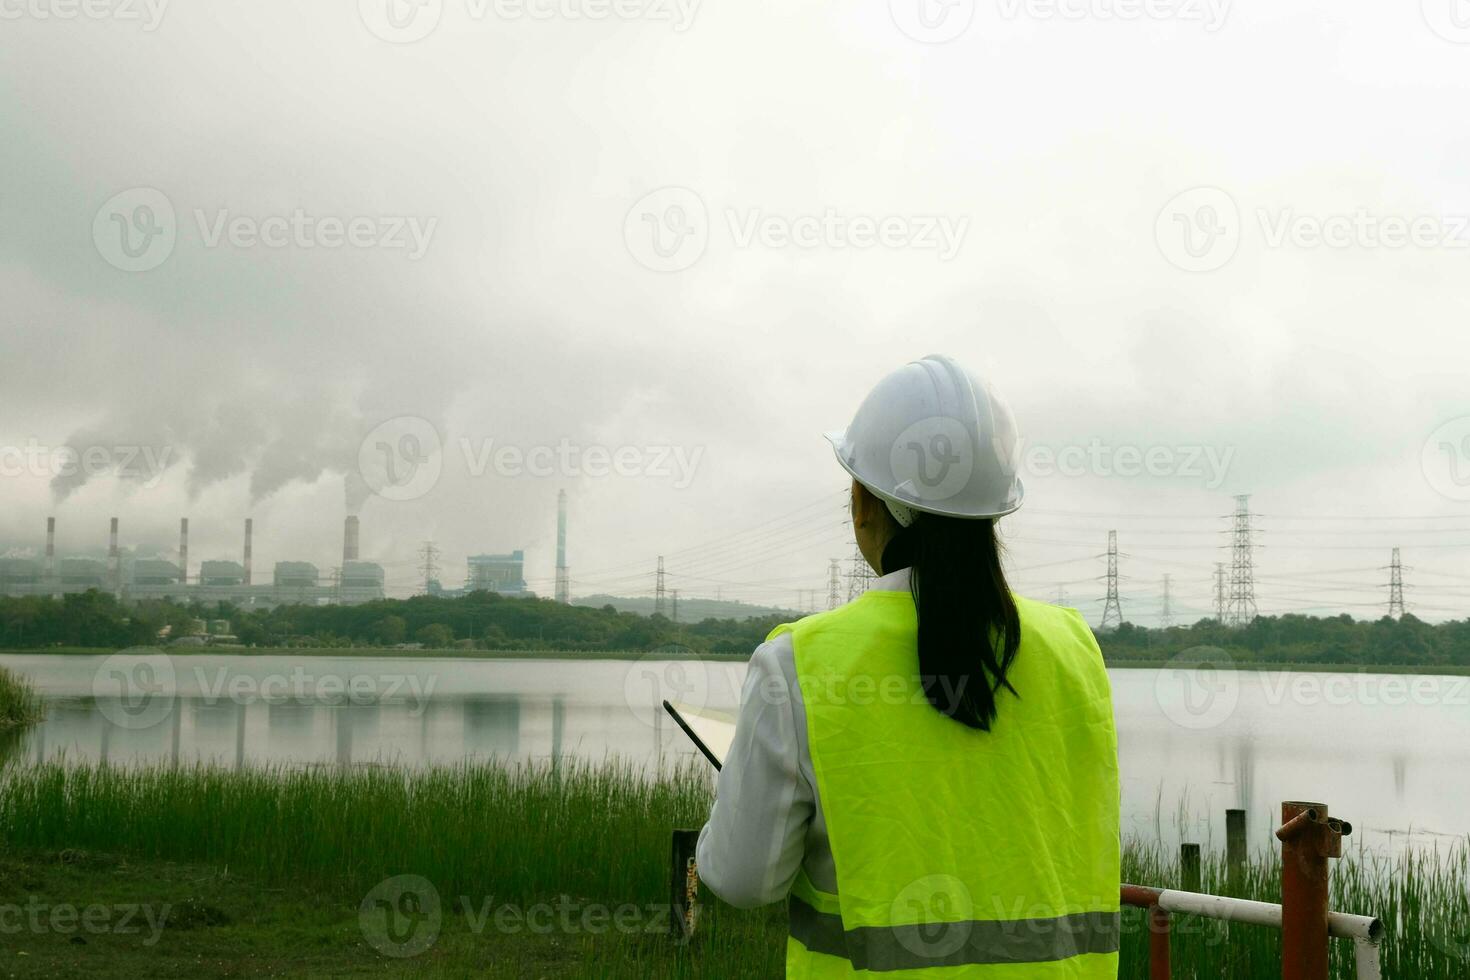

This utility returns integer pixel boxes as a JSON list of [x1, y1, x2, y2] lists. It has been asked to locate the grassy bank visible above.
[[0, 761, 1466, 978], [0, 665, 42, 728]]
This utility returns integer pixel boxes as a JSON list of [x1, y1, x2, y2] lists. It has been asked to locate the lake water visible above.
[[3, 652, 1468, 854]]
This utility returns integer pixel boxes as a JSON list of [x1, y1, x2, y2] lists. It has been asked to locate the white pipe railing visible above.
[[1148, 887, 1385, 980]]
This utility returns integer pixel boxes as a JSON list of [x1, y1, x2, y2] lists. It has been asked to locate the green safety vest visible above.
[[771, 590, 1120, 978]]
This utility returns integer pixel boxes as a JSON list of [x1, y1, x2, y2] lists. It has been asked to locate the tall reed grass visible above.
[[0, 759, 1464, 978], [0, 665, 41, 729]]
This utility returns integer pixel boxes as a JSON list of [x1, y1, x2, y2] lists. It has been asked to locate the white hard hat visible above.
[[825, 354, 1024, 525]]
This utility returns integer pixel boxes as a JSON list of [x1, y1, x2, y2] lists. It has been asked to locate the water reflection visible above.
[[1, 653, 1467, 854]]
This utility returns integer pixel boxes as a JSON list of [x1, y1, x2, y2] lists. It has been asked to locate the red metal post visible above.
[[1148, 904, 1172, 980], [1121, 885, 1170, 979], [1275, 801, 1349, 980]]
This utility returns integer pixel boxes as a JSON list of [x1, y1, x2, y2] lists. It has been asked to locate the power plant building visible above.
[[1, 517, 386, 608], [467, 551, 528, 595]]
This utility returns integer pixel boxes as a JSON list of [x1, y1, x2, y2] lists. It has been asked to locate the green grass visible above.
[[0, 664, 42, 729], [0, 760, 1465, 978]]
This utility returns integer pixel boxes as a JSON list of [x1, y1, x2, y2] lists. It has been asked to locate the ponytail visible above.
[[880, 514, 1019, 731]]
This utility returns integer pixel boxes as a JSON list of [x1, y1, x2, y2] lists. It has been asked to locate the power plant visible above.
[[0, 493, 572, 607], [0, 515, 387, 608]]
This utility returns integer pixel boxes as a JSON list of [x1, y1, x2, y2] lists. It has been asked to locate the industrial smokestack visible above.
[[108, 517, 120, 593], [555, 490, 569, 604], [243, 518, 253, 586], [179, 518, 189, 586], [343, 515, 360, 563], [45, 517, 56, 582]]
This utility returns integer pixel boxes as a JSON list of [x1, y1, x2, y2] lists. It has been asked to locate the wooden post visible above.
[[669, 829, 701, 941], [1180, 843, 1201, 893], [1226, 809, 1247, 876]]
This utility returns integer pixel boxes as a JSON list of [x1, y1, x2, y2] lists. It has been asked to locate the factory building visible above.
[[0, 516, 386, 608], [467, 550, 528, 596], [273, 562, 319, 588], [199, 560, 246, 587]]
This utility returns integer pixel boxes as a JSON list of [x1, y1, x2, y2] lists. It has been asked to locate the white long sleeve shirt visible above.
[[694, 568, 912, 909]]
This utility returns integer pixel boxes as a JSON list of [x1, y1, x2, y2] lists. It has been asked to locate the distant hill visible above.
[[574, 594, 801, 622]]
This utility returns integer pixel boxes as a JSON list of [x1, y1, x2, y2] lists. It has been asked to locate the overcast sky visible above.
[[4, 0, 1470, 625]]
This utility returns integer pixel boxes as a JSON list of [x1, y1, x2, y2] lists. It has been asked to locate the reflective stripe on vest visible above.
[[773, 591, 1121, 977]]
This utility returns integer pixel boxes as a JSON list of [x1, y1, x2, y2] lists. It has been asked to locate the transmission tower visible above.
[[1225, 494, 1258, 627], [846, 543, 874, 601], [654, 556, 667, 617], [671, 589, 680, 624], [1214, 562, 1227, 623], [1387, 547, 1406, 619], [1101, 530, 1123, 631], [1160, 574, 1174, 629], [418, 541, 440, 594], [827, 559, 842, 610], [1055, 585, 1069, 606]]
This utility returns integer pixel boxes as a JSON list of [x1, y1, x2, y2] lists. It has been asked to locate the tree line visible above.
[[0, 590, 784, 654], [0, 590, 1466, 668]]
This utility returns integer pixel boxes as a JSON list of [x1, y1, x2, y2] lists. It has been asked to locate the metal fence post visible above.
[[1276, 801, 1350, 980]]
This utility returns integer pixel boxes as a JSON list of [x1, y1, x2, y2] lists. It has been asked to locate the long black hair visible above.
[[880, 513, 1020, 731]]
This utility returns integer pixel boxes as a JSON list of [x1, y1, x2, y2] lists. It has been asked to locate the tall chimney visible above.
[[45, 517, 56, 583], [108, 517, 120, 593], [243, 518, 253, 586], [343, 515, 360, 563], [555, 489, 569, 604], [179, 518, 189, 586]]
